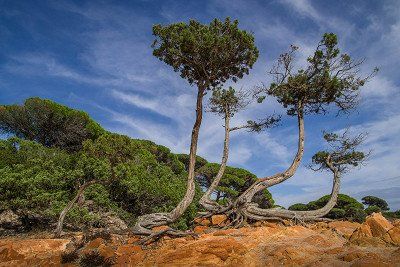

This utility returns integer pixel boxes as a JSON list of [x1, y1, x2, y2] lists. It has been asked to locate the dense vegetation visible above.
[[0, 98, 274, 232]]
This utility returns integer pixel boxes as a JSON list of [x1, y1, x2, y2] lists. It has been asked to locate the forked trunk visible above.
[[54, 180, 96, 237], [199, 112, 230, 211], [235, 103, 305, 205], [132, 86, 205, 235]]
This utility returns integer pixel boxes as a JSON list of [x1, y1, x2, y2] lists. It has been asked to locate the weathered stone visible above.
[[365, 212, 393, 237], [329, 221, 361, 238], [193, 225, 208, 234], [194, 217, 211, 226], [385, 226, 400, 245], [350, 224, 373, 241], [0, 210, 22, 229], [211, 214, 228, 226], [101, 213, 128, 232]]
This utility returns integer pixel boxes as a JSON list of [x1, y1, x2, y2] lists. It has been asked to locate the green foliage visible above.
[[152, 18, 259, 88], [327, 208, 346, 219], [383, 210, 400, 219], [209, 86, 246, 117], [289, 194, 366, 222], [365, 205, 381, 215], [176, 154, 208, 172], [0, 134, 200, 230], [264, 33, 376, 116], [345, 205, 367, 223], [288, 203, 308, 211], [196, 163, 274, 208], [0, 98, 105, 152], [362, 195, 389, 211]]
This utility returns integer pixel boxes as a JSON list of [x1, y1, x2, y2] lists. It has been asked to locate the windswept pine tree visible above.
[[132, 18, 259, 238]]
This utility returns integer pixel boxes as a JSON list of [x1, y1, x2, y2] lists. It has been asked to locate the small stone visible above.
[[193, 225, 208, 234], [211, 215, 228, 226]]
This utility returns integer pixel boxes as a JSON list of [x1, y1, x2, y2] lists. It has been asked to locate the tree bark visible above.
[[132, 86, 206, 235], [199, 112, 230, 212], [54, 180, 96, 237], [243, 159, 340, 221], [235, 103, 305, 205]]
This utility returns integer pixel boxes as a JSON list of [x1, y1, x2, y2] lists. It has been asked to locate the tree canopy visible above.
[[0, 98, 104, 152], [152, 17, 259, 88], [362, 196, 389, 211]]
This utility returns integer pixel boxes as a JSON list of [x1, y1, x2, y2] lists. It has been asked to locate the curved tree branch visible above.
[[234, 102, 305, 205], [243, 156, 340, 221], [54, 180, 96, 237], [199, 111, 230, 212]]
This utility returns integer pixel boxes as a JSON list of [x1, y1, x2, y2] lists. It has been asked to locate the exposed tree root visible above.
[[132, 213, 173, 236]]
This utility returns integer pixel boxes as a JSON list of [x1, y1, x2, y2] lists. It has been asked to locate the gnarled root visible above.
[[196, 199, 233, 219], [132, 213, 173, 236]]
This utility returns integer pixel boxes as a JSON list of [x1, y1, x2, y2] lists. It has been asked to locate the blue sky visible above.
[[1, 0, 399, 209]]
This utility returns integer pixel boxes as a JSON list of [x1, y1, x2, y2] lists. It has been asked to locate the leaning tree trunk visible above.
[[132, 87, 205, 236], [235, 103, 305, 206], [54, 180, 96, 237], [199, 111, 230, 212], [243, 158, 340, 221]]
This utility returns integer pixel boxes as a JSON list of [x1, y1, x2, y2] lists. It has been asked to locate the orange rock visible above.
[[386, 226, 400, 245], [83, 237, 104, 250], [194, 217, 211, 226], [350, 224, 373, 241], [152, 225, 170, 232], [127, 236, 140, 244], [262, 221, 281, 228], [341, 250, 367, 262], [329, 221, 361, 237], [97, 244, 115, 260], [212, 229, 236, 236], [350, 258, 391, 267], [393, 219, 400, 227], [365, 212, 393, 237], [253, 221, 262, 227], [193, 225, 208, 234], [211, 214, 228, 226]]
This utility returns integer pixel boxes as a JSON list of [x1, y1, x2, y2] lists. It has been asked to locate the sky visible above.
[[1, 0, 399, 210]]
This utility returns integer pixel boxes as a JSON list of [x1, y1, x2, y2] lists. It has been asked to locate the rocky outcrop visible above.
[[100, 213, 128, 232], [0, 210, 22, 233], [365, 212, 393, 237], [0, 216, 399, 266]]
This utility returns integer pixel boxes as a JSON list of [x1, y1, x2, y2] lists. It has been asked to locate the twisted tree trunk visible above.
[[243, 158, 340, 221], [132, 87, 205, 235], [54, 180, 96, 237], [199, 112, 230, 212], [235, 103, 305, 206]]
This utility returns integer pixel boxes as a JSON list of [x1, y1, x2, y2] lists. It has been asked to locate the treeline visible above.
[[289, 194, 400, 223]]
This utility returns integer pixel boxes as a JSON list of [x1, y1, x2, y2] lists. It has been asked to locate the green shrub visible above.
[[327, 208, 346, 219], [288, 203, 309, 211], [287, 194, 366, 222], [365, 205, 381, 215], [362, 196, 389, 211]]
